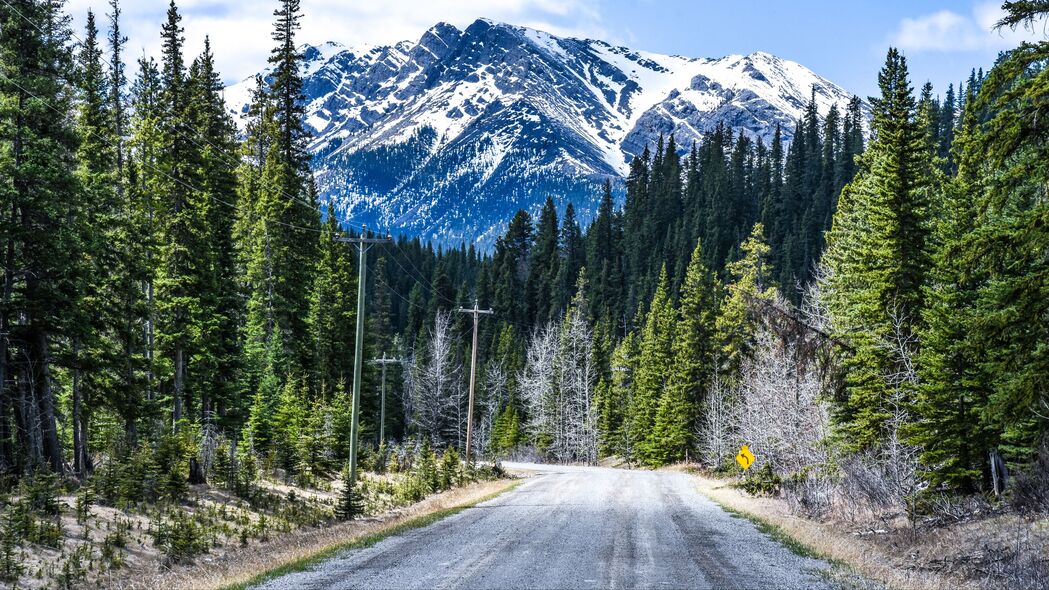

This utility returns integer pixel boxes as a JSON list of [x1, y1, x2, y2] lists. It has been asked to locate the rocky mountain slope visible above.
[[226, 19, 861, 247]]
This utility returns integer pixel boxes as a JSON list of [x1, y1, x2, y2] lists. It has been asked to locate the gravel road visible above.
[[253, 463, 833, 589]]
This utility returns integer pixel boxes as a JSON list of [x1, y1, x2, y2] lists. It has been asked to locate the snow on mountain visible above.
[[226, 19, 863, 248]]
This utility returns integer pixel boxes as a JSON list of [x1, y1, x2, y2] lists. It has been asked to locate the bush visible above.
[[416, 443, 439, 494], [150, 510, 209, 564], [75, 485, 94, 525], [439, 447, 460, 491], [57, 544, 91, 589], [395, 473, 427, 504], [1011, 447, 1049, 516], [374, 441, 389, 475], [739, 463, 782, 496], [0, 508, 24, 582], [782, 466, 834, 518], [335, 471, 365, 521], [156, 428, 195, 502], [23, 471, 61, 516]]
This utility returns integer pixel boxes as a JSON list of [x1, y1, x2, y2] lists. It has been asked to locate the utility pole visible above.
[[456, 300, 494, 464], [369, 353, 401, 445], [336, 227, 391, 485]]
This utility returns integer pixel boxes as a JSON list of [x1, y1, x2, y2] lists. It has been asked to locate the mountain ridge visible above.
[[226, 19, 864, 247]]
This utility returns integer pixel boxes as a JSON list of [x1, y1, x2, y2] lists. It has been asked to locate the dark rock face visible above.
[[228, 21, 863, 248]]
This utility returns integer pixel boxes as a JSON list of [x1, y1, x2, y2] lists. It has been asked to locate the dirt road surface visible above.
[[253, 463, 833, 589]]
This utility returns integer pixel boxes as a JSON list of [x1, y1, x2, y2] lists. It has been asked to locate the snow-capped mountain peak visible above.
[[227, 19, 862, 248]]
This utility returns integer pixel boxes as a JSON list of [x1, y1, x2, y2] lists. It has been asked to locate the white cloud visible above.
[[891, 1, 1048, 53], [62, 0, 606, 84]]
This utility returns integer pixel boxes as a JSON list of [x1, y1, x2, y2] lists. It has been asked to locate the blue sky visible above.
[[63, 0, 1047, 99]]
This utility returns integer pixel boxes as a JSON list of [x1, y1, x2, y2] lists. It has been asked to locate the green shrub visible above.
[[75, 485, 94, 525], [335, 470, 365, 521], [416, 443, 439, 494], [439, 447, 460, 491], [57, 544, 91, 589], [23, 471, 61, 516], [150, 510, 209, 564], [738, 463, 782, 496], [0, 508, 24, 582]]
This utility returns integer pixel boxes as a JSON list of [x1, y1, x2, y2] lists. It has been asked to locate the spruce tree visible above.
[[911, 88, 991, 491], [715, 225, 775, 380], [71, 10, 119, 476], [335, 468, 365, 520], [955, 23, 1049, 463], [0, 0, 82, 474], [242, 0, 320, 388], [665, 240, 719, 429], [105, 0, 151, 446], [155, 0, 208, 426], [630, 267, 675, 464], [823, 48, 933, 450], [308, 215, 357, 399], [527, 197, 559, 324], [185, 37, 243, 425]]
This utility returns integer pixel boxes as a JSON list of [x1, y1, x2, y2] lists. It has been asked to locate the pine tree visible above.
[[492, 210, 532, 329], [335, 468, 364, 520], [185, 37, 243, 425], [715, 224, 775, 380], [128, 54, 164, 425], [0, 0, 82, 474], [954, 25, 1049, 463], [241, 0, 320, 388], [70, 9, 117, 477], [911, 87, 991, 491], [271, 373, 307, 479], [308, 215, 356, 399], [105, 0, 151, 446], [630, 268, 675, 464], [823, 48, 933, 450], [598, 333, 637, 458], [553, 202, 585, 317], [154, 0, 209, 426], [664, 240, 719, 434], [527, 197, 560, 324]]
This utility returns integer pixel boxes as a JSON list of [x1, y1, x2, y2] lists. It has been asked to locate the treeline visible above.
[[1, 0, 1044, 510], [0, 0, 877, 484], [0, 0, 378, 483], [472, 5, 1049, 499]]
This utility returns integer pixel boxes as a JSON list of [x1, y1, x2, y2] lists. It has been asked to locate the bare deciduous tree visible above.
[[520, 311, 598, 464], [409, 311, 462, 447]]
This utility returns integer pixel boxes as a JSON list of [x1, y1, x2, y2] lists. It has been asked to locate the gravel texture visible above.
[[252, 463, 833, 589]]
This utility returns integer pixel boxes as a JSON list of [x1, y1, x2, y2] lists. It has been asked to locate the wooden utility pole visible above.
[[336, 227, 391, 485], [369, 353, 401, 445], [456, 300, 494, 463]]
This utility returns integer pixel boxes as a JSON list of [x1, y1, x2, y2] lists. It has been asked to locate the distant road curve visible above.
[[253, 462, 833, 589]]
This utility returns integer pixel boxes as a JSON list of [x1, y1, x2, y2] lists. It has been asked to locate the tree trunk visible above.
[[0, 203, 15, 474], [173, 345, 184, 427], [72, 337, 85, 478], [188, 456, 206, 485], [34, 330, 64, 474], [17, 364, 42, 469]]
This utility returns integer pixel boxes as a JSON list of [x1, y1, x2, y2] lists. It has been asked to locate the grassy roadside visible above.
[[691, 473, 972, 590], [221, 479, 522, 590]]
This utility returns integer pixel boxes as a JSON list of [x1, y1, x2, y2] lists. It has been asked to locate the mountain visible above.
[[226, 19, 862, 247]]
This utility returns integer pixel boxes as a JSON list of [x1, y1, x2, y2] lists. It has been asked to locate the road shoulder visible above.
[[690, 472, 970, 590], [103, 478, 520, 590]]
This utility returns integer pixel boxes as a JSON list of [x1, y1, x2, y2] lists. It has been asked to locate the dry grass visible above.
[[95, 478, 518, 590], [691, 472, 980, 590]]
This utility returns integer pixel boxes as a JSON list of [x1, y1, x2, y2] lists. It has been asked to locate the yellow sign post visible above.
[[736, 444, 755, 470]]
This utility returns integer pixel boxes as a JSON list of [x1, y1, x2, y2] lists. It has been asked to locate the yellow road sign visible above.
[[736, 444, 755, 470]]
